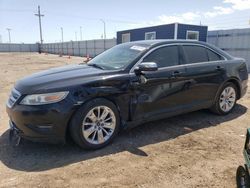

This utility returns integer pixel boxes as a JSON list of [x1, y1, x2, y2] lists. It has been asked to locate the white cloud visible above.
[[181, 12, 200, 21], [157, 15, 184, 24], [204, 6, 234, 18], [125, 13, 200, 30], [223, 0, 250, 10], [156, 12, 200, 25], [128, 0, 250, 29], [154, 0, 250, 25]]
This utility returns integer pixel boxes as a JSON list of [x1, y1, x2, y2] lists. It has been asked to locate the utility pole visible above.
[[100, 19, 106, 39], [61, 27, 64, 42], [6, 28, 11, 43], [35, 5, 44, 44], [80, 26, 83, 41]]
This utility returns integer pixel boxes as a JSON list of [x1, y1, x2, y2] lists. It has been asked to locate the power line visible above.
[[0, 8, 140, 25], [43, 11, 140, 24], [0, 8, 33, 12], [34, 5, 44, 44]]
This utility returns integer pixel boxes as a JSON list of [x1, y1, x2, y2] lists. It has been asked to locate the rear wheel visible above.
[[70, 98, 120, 149], [211, 82, 237, 115]]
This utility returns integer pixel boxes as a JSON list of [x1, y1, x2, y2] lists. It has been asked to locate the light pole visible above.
[[61, 27, 64, 42], [100, 19, 106, 39], [6, 28, 11, 43], [80, 26, 83, 41], [60, 27, 64, 56], [75, 32, 78, 41]]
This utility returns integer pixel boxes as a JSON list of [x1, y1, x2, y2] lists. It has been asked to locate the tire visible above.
[[210, 82, 238, 115], [236, 166, 250, 188], [70, 98, 120, 150]]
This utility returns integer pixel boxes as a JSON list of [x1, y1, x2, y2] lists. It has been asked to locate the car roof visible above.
[[123, 39, 232, 60], [124, 39, 208, 47]]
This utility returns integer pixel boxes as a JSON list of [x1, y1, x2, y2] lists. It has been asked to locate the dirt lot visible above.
[[0, 53, 249, 188]]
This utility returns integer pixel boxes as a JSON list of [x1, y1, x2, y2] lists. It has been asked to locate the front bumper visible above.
[[6, 100, 76, 144]]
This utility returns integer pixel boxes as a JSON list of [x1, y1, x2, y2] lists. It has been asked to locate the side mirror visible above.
[[134, 62, 158, 74]]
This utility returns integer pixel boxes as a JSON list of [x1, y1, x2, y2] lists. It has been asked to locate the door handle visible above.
[[171, 71, 182, 78], [216, 66, 224, 71]]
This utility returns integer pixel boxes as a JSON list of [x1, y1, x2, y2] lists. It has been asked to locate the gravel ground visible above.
[[0, 53, 249, 188]]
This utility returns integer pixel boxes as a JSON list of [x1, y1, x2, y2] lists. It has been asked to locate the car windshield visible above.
[[87, 43, 149, 70]]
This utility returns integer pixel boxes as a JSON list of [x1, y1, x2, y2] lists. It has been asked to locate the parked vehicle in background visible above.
[[236, 128, 250, 188], [6, 40, 248, 149]]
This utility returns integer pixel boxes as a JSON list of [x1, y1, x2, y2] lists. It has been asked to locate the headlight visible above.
[[20, 91, 69, 105]]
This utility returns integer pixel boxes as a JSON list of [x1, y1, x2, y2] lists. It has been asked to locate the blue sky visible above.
[[0, 0, 250, 43]]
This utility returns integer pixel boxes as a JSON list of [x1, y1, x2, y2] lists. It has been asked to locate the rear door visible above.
[[181, 44, 226, 108]]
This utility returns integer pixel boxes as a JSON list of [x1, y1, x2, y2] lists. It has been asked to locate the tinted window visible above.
[[183, 45, 208, 64], [143, 46, 179, 68], [207, 49, 223, 61]]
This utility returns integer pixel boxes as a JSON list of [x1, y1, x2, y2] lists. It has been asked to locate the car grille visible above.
[[7, 88, 21, 108]]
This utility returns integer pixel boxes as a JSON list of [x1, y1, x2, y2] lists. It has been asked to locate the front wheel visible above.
[[70, 98, 120, 149], [211, 82, 237, 115]]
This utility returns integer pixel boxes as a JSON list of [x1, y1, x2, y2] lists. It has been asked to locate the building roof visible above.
[[117, 23, 208, 33]]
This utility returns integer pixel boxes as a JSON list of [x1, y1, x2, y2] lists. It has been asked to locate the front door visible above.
[[130, 45, 191, 121]]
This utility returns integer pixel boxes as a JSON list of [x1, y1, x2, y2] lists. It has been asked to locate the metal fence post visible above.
[[61, 41, 63, 55], [78, 41, 81, 56], [104, 39, 106, 52], [66, 42, 68, 56], [85, 40, 88, 57], [94, 40, 96, 56], [216, 31, 219, 46]]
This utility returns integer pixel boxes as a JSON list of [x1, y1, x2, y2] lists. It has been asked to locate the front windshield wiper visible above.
[[87, 63, 105, 70]]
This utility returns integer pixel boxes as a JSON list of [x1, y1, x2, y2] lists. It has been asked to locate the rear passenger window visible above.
[[143, 46, 179, 68], [183, 45, 208, 64], [207, 49, 223, 61]]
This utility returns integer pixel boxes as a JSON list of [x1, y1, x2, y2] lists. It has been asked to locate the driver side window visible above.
[[143, 45, 179, 68]]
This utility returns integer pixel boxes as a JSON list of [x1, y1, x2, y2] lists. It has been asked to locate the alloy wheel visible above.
[[219, 86, 236, 112], [82, 106, 116, 145]]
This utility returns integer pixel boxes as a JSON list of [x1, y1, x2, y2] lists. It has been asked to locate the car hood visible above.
[[15, 64, 118, 94]]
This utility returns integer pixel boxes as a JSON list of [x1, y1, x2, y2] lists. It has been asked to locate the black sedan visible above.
[[6, 40, 248, 149]]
